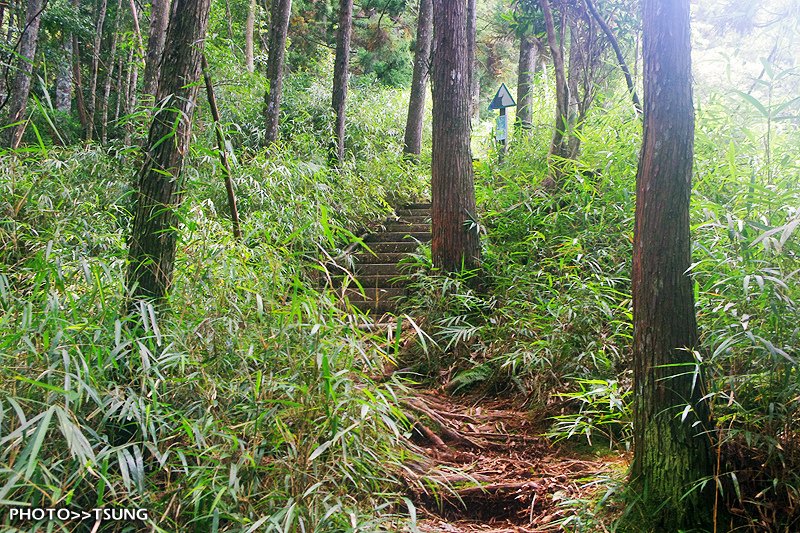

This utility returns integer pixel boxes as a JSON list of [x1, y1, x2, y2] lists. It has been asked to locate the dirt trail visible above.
[[401, 391, 627, 532]]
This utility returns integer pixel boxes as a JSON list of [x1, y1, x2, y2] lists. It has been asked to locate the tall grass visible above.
[[0, 78, 430, 531], [400, 83, 798, 528]]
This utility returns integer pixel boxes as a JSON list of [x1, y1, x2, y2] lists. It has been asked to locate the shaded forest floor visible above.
[[400, 390, 629, 532]]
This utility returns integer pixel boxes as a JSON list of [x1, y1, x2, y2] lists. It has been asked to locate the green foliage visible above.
[[688, 86, 800, 528], [547, 379, 633, 449], [0, 82, 429, 529]]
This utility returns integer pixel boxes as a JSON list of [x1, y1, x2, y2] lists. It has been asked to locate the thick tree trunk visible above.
[[466, 0, 478, 119], [4, 0, 43, 149], [583, 0, 641, 114], [331, 0, 353, 163], [263, 0, 291, 144], [431, 0, 480, 273], [515, 33, 537, 129], [87, 0, 109, 142], [630, 0, 714, 529], [56, 36, 73, 113], [245, 0, 255, 72], [402, 0, 432, 156], [540, 0, 570, 171], [143, 0, 171, 100], [126, 0, 212, 305]]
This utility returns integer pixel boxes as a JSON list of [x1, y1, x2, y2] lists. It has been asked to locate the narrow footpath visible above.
[[325, 205, 628, 531], [403, 391, 628, 532]]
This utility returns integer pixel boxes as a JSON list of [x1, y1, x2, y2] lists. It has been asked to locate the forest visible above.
[[0, 0, 798, 531]]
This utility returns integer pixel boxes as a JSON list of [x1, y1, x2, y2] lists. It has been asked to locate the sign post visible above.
[[488, 83, 516, 161]]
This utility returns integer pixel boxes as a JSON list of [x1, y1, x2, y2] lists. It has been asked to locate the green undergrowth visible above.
[[0, 84, 431, 530], [400, 93, 639, 400], [398, 89, 799, 530]]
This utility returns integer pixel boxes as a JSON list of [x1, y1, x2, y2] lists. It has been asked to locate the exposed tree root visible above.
[[400, 389, 628, 532]]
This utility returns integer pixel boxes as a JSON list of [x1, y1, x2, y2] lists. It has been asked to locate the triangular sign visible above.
[[488, 83, 516, 110]]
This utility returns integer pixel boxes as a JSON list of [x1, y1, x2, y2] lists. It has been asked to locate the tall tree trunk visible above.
[[245, 0, 256, 72], [466, 0, 478, 119], [331, 0, 353, 163], [4, 0, 43, 149], [630, 0, 714, 529], [431, 0, 480, 273], [583, 0, 640, 114], [126, 0, 212, 305], [402, 0, 432, 156], [566, 14, 582, 158], [87, 0, 109, 141], [143, 0, 171, 100], [56, 36, 74, 113], [263, 0, 291, 144], [101, 0, 123, 144], [515, 33, 537, 129], [540, 0, 569, 174], [114, 54, 124, 122], [129, 0, 144, 55], [72, 26, 89, 132]]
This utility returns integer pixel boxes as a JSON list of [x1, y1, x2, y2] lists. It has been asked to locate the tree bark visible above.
[[114, 54, 124, 122], [87, 0, 109, 142], [72, 8, 89, 134], [56, 35, 74, 113], [263, 0, 291, 144], [630, 0, 714, 529], [331, 0, 353, 163], [515, 33, 538, 129], [566, 12, 582, 159], [126, 0, 212, 306], [402, 0, 432, 156], [583, 0, 641, 114], [540, 0, 570, 172], [4, 0, 43, 149], [466, 0, 478, 119], [245, 0, 256, 72], [143, 0, 171, 100], [431, 0, 480, 273]]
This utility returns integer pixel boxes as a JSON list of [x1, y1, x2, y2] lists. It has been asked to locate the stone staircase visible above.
[[325, 203, 431, 316]]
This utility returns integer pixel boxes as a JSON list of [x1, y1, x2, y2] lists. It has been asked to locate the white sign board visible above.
[[495, 114, 508, 141]]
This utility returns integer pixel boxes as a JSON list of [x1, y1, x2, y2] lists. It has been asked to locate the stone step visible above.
[[361, 241, 419, 254], [381, 223, 430, 233], [356, 263, 405, 276], [393, 215, 430, 225], [329, 274, 408, 288], [342, 287, 406, 302], [350, 252, 414, 265], [396, 208, 431, 217], [346, 300, 396, 315], [403, 202, 432, 210], [364, 231, 431, 243]]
